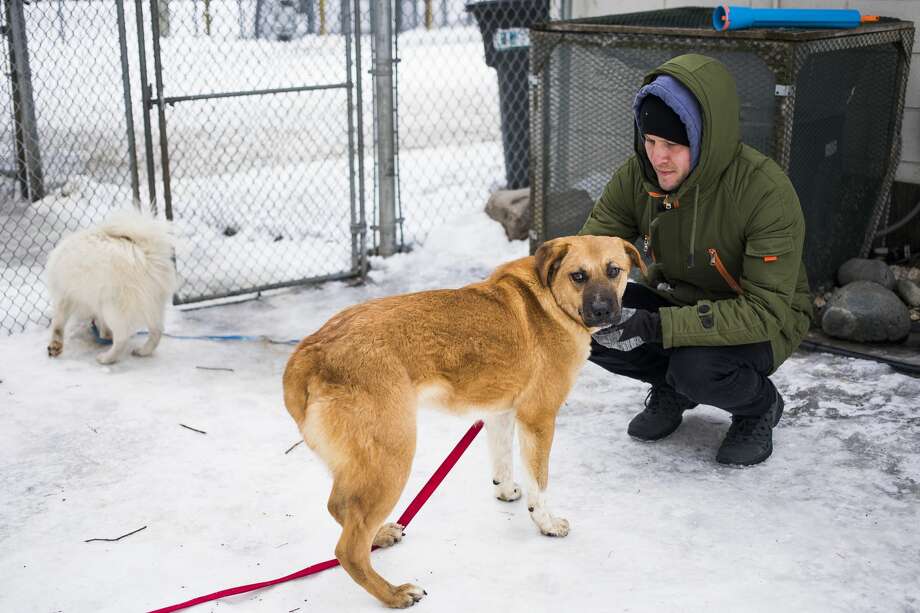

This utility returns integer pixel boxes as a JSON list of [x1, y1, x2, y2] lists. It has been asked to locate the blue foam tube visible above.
[[713, 6, 876, 31]]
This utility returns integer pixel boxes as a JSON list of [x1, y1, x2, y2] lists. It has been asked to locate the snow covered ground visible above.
[[2, 210, 919, 613], [3, 4, 919, 610]]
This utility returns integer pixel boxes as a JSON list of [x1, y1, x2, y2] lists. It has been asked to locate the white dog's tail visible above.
[[99, 207, 179, 297], [100, 207, 174, 246]]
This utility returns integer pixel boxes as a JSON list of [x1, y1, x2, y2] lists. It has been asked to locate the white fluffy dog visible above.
[[45, 208, 177, 364]]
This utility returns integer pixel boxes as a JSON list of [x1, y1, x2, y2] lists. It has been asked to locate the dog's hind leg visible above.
[[133, 306, 164, 357], [328, 408, 424, 607], [516, 404, 569, 537], [95, 309, 133, 365], [484, 411, 521, 502], [47, 298, 73, 357], [333, 476, 425, 607]]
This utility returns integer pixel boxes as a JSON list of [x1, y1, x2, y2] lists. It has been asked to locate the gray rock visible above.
[[821, 281, 911, 342], [485, 188, 530, 241], [837, 258, 896, 289], [896, 279, 920, 308]]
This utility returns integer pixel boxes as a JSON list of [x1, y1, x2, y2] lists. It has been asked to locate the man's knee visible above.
[[666, 345, 775, 411], [665, 347, 724, 403]]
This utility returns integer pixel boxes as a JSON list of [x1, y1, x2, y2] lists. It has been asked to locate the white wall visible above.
[[568, 0, 920, 185]]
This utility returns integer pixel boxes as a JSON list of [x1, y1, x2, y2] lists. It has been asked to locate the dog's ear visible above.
[[534, 239, 570, 288], [622, 239, 647, 280]]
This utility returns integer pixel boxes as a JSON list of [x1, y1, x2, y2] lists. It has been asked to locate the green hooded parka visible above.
[[579, 54, 813, 372]]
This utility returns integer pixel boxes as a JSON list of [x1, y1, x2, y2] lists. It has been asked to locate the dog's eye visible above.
[[570, 271, 587, 284], [607, 265, 621, 279]]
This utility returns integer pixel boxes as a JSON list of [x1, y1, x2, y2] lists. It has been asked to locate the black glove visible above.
[[592, 308, 662, 351]]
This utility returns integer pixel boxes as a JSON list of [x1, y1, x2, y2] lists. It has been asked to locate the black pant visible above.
[[589, 283, 776, 417]]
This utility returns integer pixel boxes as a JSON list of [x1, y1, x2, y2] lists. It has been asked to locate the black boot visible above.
[[627, 385, 697, 441], [716, 392, 785, 466]]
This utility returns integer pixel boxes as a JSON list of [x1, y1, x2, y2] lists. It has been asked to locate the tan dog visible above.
[[282, 235, 645, 608]]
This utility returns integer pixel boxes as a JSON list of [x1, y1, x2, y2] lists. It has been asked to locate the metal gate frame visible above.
[[134, 0, 368, 304]]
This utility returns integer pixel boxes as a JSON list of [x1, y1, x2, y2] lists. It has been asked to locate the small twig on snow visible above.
[[85, 525, 147, 543], [284, 440, 303, 454], [195, 366, 235, 372], [180, 423, 207, 435]]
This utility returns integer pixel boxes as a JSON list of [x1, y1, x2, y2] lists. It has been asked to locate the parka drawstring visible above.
[[688, 184, 699, 268], [644, 193, 654, 254], [645, 184, 698, 265]]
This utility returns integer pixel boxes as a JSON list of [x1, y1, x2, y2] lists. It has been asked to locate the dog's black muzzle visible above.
[[581, 285, 619, 328]]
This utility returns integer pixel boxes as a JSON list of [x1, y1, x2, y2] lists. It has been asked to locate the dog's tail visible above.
[[282, 349, 311, 427], [100, 207, 174, 247], [98, 207, 179, 296]]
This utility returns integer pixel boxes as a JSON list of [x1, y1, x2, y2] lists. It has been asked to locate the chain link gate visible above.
[[137, 0, 368, 304], [0, 0, 369, 333]]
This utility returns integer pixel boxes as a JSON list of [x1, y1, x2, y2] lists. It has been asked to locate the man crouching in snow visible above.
[[581, 54, 813, 466]]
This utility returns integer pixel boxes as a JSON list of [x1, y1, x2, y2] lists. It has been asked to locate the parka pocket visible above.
[[745, 235, 794, 260]]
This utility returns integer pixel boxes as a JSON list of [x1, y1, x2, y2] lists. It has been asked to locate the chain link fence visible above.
[[1, 0, 138, 336], [392, 0, 560, 245], [1, 0, 562, 335], [0, 0, 370, 334]]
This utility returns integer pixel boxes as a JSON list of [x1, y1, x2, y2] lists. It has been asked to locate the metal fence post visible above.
[[134, 0, 158, 212], [115, 0, 141, 207], [4, 0, 45, 201], [346, 0, 368, 275], [148, 0, 174, 220], [372, 0, 398, 255]]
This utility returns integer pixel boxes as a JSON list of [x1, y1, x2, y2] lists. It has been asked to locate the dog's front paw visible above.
[[539, 516, 570, 537], [388, 583, 425, 608], [131, 346, 154, 357], [530, 509, 570, 537], [47, 341, 63, 357], [493, 480, 522, 502], [373, 522, 405, 548]]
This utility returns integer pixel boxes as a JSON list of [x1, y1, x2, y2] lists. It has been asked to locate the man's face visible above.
[[643, 133, 691, 192]]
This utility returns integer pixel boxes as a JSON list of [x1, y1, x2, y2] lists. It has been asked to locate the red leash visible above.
[[148, 420, 485, 613]]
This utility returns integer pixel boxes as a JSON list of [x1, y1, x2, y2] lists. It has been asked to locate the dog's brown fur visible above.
[[282, 236, 645, 607]]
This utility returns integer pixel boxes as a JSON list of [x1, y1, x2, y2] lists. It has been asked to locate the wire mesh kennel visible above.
[[528, 7, 914, 288]]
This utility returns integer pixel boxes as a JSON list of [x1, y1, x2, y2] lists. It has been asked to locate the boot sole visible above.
[[627, 417, 683, 442], [716, 442, 773, 467]]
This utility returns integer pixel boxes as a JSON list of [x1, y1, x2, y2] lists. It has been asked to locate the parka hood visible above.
[[635, 54, 741, 197]]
